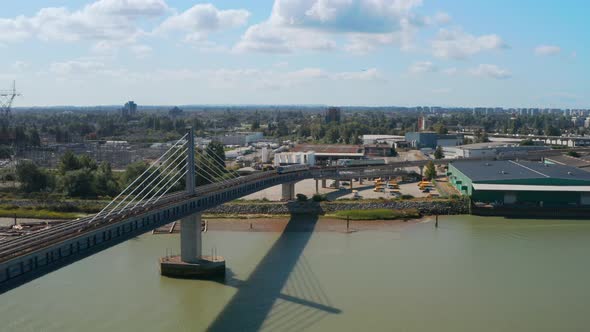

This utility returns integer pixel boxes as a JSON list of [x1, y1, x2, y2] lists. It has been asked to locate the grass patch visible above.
[[0, 207, 84, 219], [329, 208, 420, 221], [203, 213, 291, 219]]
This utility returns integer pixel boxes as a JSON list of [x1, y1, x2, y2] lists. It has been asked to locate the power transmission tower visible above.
[[0, 81, 20, 117]]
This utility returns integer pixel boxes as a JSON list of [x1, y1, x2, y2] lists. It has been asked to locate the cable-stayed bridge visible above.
[[0, 128, 585, 294]]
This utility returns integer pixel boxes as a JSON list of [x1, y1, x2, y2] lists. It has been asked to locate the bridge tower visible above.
[[160, 127, 226, 279]]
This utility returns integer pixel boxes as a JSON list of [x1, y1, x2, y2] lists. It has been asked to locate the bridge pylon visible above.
[[159, 127, 226, 279]]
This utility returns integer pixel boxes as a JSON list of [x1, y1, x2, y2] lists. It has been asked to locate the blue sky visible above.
[[1, 0, 588, 108]]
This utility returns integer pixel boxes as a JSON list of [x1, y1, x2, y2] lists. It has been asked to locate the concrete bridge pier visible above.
[[160, 127, 225, 280], [180, 213, 201, 263], [419, 166, 424, 178], [281, 182, 296, 201], [321, 179, 327, 188], [334, 180, 341, 189], [315, 179, 319, 194]]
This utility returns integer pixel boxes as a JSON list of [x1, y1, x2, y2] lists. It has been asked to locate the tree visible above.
[[424, 161, 437, 180], [16, 161, 52, 193], [434, 146, 444, 160], [567, 151, 581, 158], [59, 151, 80, 174], [61, 168, 95, 197], [95, 162, 119, 196], [122, 161, 159, 192], [207, 141, 226, 169], [434, 123, 448, 134], [473, 129, 489, 143], [0, 146, 12, 159]]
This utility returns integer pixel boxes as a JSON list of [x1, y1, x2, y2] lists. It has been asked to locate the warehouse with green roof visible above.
[[448, 160, 590, 206]]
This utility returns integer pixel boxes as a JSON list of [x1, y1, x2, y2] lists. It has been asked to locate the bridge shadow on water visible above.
[[207, 213, 341, 332]]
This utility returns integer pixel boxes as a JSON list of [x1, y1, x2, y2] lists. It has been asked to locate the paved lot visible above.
[[242, 177, 436, 201]]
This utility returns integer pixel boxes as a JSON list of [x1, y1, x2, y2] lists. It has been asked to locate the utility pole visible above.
[[0, 81, 21, 117]]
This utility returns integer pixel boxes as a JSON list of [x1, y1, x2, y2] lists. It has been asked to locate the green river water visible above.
[[2, 215, 590, 331]]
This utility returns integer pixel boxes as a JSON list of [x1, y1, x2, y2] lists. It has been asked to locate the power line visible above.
[[0, 81, 21, 117]]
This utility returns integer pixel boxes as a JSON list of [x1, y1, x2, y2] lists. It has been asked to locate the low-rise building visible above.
[[212, 132, 263, 146], [274, 151, 316, 166], [448, 160, 590, 206], [290, 144, 364, 163], [405, 132, 463, 149], [443, 142, 547, 159], [364, 144, 395, 157]]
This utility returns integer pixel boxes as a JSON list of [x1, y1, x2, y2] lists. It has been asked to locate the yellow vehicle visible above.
[[373, 185, 385, 192]]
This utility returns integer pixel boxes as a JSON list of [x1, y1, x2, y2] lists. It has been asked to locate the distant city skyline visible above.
[[1, 0, 588, 108]]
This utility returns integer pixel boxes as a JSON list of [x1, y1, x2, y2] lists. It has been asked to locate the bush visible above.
[[400, 194, 414, 200], [296, 193, 308, 202], [312, 194, 328, 202]]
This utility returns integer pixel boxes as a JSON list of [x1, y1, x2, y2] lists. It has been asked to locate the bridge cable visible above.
[[90, 134, 188, 222], [121, 151, 189, 214], [143, 167, 189, 207], [100, 141, 189, 219], [203, 146, 242, 179], [194, 149, 239, 186], [195, 147, 238, 181]]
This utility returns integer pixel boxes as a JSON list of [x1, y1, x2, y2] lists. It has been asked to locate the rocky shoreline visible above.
[[206, 199, 469, 216]]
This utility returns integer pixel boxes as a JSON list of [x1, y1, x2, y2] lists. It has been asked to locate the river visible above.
[[2, 215, 590, 331]]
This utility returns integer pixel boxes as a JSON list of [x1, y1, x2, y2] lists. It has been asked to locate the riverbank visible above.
[[0, 197, 469, 220], [154, 216, 428, 234]]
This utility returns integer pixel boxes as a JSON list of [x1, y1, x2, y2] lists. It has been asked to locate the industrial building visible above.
[[404, 132, 463, 149], [291, 144, 364, 163], [443, 142, 547, 159], [212, 132, 263, 146], [448, 160, 590, 206]]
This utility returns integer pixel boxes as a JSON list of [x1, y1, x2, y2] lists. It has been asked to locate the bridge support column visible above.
[[315, 179, 319, 194], [281, 182, 296, 201], [334, 180, 340, 189], [419, 166, 424, 178], [321, 179, 327, 188], [180, 213, 201, 263], [358, 177, 363, 184], [160, 211, 225, 279]]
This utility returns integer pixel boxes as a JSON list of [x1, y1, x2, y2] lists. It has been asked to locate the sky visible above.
[[0, 0, 588, 108]]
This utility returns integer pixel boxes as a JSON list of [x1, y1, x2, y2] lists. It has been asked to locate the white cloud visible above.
[[0, 0, 170, 45], [470, 64, 511, 79], [234, 22, 336, 53], [12, 61, 29, 71], [409, 61, 437, 74], [157, 4, 250, 42], [130, 44, 153, 58], [425, 12, 451, 25], [442, 67, 457, 75], [269, 0, 423, 32], [336, 68, 383, 80], [534, 45, 561, 56], [431, 28, 507, 59], [49, 60, 107, 76], [235, 0, 424, 53]]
